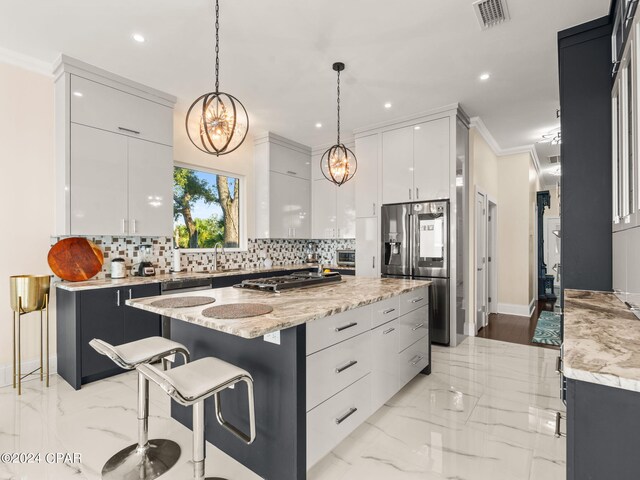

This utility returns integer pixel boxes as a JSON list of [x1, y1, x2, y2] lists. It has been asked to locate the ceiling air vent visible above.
[[473, 0, 510, 29], [549, 155, 561, 164]]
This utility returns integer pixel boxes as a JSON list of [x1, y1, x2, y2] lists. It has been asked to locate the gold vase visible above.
[[10, 275, 50, 313]]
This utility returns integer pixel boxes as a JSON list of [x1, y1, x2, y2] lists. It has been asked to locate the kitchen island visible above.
[[127, 276, 431, 480]]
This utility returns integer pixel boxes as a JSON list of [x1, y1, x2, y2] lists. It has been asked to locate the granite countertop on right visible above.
[[564, 289, 640, 392]]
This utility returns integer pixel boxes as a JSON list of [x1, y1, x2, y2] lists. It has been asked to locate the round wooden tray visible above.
[[150, 296, 216, 308], [47, 238, 104, 282]]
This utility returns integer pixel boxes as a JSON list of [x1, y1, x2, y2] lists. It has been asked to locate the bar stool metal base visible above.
[[102, 439, 181, 480]]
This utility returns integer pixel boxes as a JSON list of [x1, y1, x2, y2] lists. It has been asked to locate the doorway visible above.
[[475, 190, 497, 333]]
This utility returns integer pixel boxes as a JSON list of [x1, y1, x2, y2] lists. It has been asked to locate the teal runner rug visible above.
[[532, 311, 562, 346]]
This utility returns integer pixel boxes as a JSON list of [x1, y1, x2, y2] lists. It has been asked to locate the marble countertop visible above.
[[126, 276, 431, 339], [55, 264, 320, 291], [564, 289, 640, 392]]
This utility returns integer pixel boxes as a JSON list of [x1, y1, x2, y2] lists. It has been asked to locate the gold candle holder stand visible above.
[[10, 275, 51, 395]]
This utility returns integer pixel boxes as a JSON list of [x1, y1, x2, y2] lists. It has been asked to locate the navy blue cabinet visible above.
[[123, 284, 162, 343]]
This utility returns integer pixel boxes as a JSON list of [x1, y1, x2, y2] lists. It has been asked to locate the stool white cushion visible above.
[[89, 337, 188, 369]]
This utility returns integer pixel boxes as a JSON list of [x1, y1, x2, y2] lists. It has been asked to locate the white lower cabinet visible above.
[[307, 374, 372, 468], [306, 286, 430, 469], [613, 230, 628, 299]]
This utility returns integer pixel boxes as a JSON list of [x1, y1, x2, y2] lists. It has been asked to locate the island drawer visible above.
[[399, 287, 429, 316], [307, 374, 372, 468], [306, 306, 371, 355], [397, 306, 429, 353], [398, 337, 429, 387], [371, 296, 400, 328], [307, 331, 372, 411]]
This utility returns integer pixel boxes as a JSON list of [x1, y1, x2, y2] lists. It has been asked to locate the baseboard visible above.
[[529, 299, 536, 317], [0, 356, 57, 388], [497, 303, 531, 317]]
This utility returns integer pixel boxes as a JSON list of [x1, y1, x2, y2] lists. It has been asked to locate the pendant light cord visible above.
[[336, 69, 341, 145], [215, 0, 220, 93]]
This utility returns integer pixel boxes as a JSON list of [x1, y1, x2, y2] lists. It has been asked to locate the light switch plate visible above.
[[264, 331, 281, 345]]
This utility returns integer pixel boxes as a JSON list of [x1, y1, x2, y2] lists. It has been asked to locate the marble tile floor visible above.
[[0, 336, 565, 480]]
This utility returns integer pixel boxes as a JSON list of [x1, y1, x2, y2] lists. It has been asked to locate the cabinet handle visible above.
[[122, 219, 127, 234], [337, 228, 341, 238], [293, 227, 296, 237], [411, 297, 425, 303], [383, 327, 395, 335], [416, 187, 420, 199], [383, 308, 396, 315], [116, 290, 121, 307], [412, 323, 425, 331], [335, 360, 358, 374], [286, 170, 298, 176], [372, 203, 376, 216], [118, 126, 141, 135], [372, 256, 375, 269], [554, 411, 566, 438], [555, 356, 562, 374], [409, 188, 412, 200], [335, 407, 358, 425], [132, 219, 137, 234], [410, 354, 424, 366], [128, 288, 132, 300], [335, 322, 358, 332]]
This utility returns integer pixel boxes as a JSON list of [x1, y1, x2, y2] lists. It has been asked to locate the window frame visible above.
[[173, 161, 247, 253]]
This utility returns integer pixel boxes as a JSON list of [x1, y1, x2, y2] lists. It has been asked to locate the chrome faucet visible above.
[[213, 242, 225, 271]]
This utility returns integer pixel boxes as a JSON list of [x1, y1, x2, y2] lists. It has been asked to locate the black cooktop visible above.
[[234, 271, 342, 293]]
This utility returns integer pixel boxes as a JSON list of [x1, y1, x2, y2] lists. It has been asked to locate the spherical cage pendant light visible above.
[[185, 0, 249, 156], [321, 62, 357, 186]]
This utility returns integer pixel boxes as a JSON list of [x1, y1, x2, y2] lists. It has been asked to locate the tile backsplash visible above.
[[51, 236, 355, 279]]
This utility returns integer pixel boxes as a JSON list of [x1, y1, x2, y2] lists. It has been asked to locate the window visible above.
[[173, 165, 242, 249]]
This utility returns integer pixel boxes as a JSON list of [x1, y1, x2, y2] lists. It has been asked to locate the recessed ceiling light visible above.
[[73, 91, 83, 97], [479, 73, 490, 81], [132, 33, 145, 43], [315, 122, 322, 128], [384, 102, 392, 109], [414, 126, 421, 130]]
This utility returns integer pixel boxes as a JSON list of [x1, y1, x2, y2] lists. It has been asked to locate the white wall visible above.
[[0, 62, 55, 374]]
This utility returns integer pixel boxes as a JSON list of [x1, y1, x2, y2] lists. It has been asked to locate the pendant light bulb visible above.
[[185, 0, 249, 156], [321, 62, 358, 186]]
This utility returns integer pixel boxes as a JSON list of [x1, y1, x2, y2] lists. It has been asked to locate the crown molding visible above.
[[0, 47, 53, 77], [470, 116, 541, 175], [253, 131, 312, 154]]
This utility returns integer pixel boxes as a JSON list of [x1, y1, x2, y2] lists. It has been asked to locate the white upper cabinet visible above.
[[313, 178, 337, 238], [70, 75, 173, 146], [354, 134, 379, 218], [288, 174, 312, 238], [413, 117, 450, 201], [128, 138, 173, 236], [337, 179, 356, 238], [382, 126, 414, 204], [355, 217, 379, 277], [70, 123, 128, 235], [270, 142, 311, 180]]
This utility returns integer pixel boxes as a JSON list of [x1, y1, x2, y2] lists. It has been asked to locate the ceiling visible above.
[[0, 0, 609, 149]]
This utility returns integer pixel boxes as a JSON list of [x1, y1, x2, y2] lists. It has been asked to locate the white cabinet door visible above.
[[70, 124, 128, 235], [382, 126, 413, 204], [70, 75, 173, 146], [128, 138, 173, 237], [269, 172, 291, 238], [413, 117, 450, 201], [287, 174, 311, 238], [355, 134, 379, 217], [371, 319, 400, 412], [312, 179, 337, 238], [356, 217, 379, 277], [270, 143, 311, 179], [337, 179, 356, 238]]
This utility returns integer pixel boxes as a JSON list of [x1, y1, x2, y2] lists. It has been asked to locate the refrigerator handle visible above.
[[407, 213, 413, 276]]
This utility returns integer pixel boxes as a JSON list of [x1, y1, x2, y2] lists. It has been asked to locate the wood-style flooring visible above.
[[477, 299, 560, 350]]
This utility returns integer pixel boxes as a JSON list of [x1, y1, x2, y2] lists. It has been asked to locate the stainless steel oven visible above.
[[336, 249, 356, 267]]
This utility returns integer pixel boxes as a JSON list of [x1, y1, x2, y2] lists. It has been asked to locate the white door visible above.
[[355, 217, 379, 277], [128, 138, 173, 237], [413, 117, 450, 201], [354, 134, 379, 217], [287, 174, 311, 238], [337, 179, 356, 238], [312, 178, 337, 238], [382, 126, 414, 205], [70, 123, 128, 235], [544, 216, 561, 289], [268, 171, 292, 238], [475, 192, 487, 332]]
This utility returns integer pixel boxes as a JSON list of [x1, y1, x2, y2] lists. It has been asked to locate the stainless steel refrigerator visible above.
[[381, 200, 450, 345]]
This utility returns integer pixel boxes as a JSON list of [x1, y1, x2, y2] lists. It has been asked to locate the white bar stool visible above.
[[89, 336, 190, 480], [137, 357, 256, 480]]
